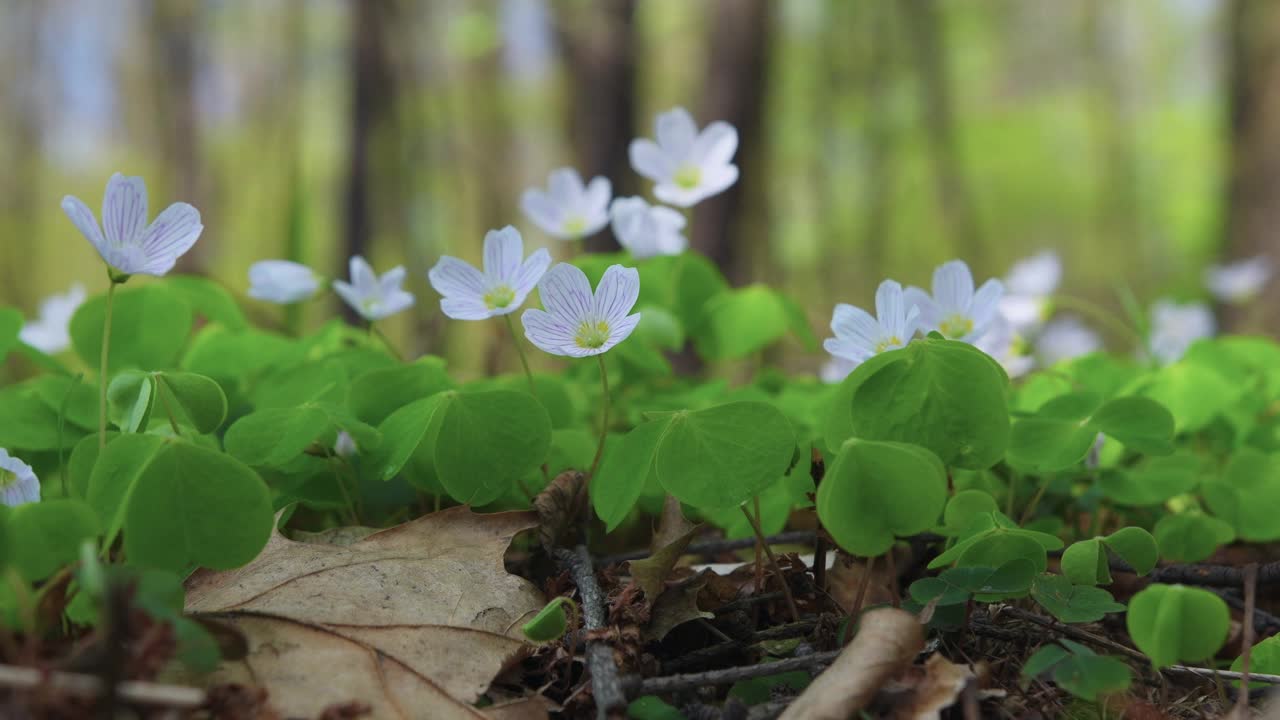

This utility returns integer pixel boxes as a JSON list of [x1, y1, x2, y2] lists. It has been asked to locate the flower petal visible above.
[[629, 139, 671, 182], [522, 308, 578, 356], [440, 296, 493, 321], [874, 280, 910, 339], [830, 302, 881, 352], [378, 266, 408, 296], [932, 260, 974, 312], [332, 280, 365, 318], [968, 278, 1005, 331], [61, 195, 106, 256], [548, 168, 584, 206], [824, 336, 873, 365], [599, 312, 641, 353], [136, 202, 202, 276], [428, 256, 487, 300], [101, 173, 148, 247], [652, 182, 703, 209], [370, 290, 415, 321], [483, 226, 524, 282], [521, 188, 565, 237], [512, 248, 552, 300], [693, 121, 738, 167], [536, 263, 593, 322], [592, 265, 640, 324], [655, 107, 697, 157]]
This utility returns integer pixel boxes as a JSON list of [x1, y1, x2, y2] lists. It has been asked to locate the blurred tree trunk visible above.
[[0, 4, 42, 309], [898, 0, 984, 264], [342, 0, 397, 323], [1225, 0, 1280, 331], [855, 0, 898, 279], [693, 0, 772, 284], [152, 0, 206, 273], [562, 0, 637, 253]]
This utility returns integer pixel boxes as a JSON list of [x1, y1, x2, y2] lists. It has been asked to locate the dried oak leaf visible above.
[[183, 507, 547, 720]]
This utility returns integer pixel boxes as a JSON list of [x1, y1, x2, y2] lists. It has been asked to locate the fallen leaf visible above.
[[893, 653, 974, 720], [629, 524, 703, 603], [533, 470, 587, 552], [183, 507, 545, 719], [644, 573, 714, 642], [650, 494, 697, 553], [779, 607, 924, 720]]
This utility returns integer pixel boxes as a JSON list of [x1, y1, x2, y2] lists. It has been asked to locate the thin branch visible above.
[[598, 530, 816, 566], [554, 545, 626, 719], [621, 650, 841, 698], [0, 664, 205, 708]]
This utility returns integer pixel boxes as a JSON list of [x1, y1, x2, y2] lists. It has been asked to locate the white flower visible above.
[[629, 107, 739, 208], [333, 256, 415, 322], [1035, 315, 1102, 366], [248, 260, 322, 304], [334, 431, 357, 458], [1149, 299, 1215, 365], [999, 251, 1061, 332], [521, 263, 641, 357], [823, 279, 920, 367], [61, 173, 203, 277], [520, 168, 611, 240], [973, 314, 1033, 378], [904, 260, 1004, 343], [428, 226, 551, 320], [19, 283, 87, 355], [609, 196, 687, 259], [819, 356, 857, 385], [0, 448, 39, 507], [1205, 256, 1270, 304]]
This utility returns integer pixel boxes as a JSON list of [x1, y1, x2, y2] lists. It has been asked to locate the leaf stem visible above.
[[368, 322, 404, 361], [98, 280, 119, 448], [740, 501, 801, 623], [589, 355, 610, 477]]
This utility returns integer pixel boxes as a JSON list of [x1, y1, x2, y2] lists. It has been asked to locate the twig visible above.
[[661, 619, 821, 674], [714, 591, 785, 615], [0, 664, 205, 708], [554, 545, 626, 720], [1166, 665, 1280, 686], [1213, 588, 1280, 633], [621, 650, 841, 698], [1147, 561, 1280, 587], [1236, 563, 1259, 717], [740, 505, 801, 623], [809, 450, 828, 595], [599, 531, 816, 566]]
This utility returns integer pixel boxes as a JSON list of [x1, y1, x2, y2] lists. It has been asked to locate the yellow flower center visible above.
[[939, 314, 974, 338], [0, 469, 15, 489], [483, 284, 516, 310], [561, 216, 587, 237], [575, 320, 612, 349], [673, 165, 702, 191], [874, 336, 903, 354]]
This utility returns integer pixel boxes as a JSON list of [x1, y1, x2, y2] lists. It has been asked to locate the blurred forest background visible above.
[[2, 0, 1277, 375]]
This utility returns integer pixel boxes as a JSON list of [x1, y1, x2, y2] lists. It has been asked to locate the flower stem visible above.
[[1051, 295, 1147, 353], [504, 314, 538, 398], [98, 281, 119, 448], [739, 501, 801, 623], [589, 355, 610, 477], [369, 322, 404, 361]]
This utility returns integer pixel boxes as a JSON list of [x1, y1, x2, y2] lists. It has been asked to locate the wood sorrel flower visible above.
[[1205, 256, 1271, 304], [1035, 315, 1101, 366], [248, 260, 322, 304], [521, 263, 640, 357], [520, 169, 611, 240], [905, 260, 1004, 343], [999, 250, 1061, 332], [19, 283, 86, 355], [609, 196, 687, 259], [823, 279, 920, 368], [428, 226, 551, 320], [333, 256, 415, 322], [1148, 299, 1215, 365], [629, 107, 739, 208], [0, 448, 39, 507], [61, 173, 203, 278]]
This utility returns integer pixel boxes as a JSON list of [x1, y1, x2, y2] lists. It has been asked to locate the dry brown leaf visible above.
[[650, 495, 697, 552], [533, 470, 587, 552], [893, 653, 974, 720], [629, 524, 704, 603], [183, 507, 545, 720], [643, 574, 714, 642], [779, 607, 924, 720]]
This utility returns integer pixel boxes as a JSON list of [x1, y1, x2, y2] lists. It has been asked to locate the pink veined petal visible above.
[[692, 122, 739, 166], [522, 308, 578, 356], [483, 226, 524, 282], [136, 202, 202, 275], [511, 248, 552, 300], [629, 139, 672, 182], [521, 189, 565, 236], [830, 303, 881, 352], [440, 296, 494, 321], [61, 195, 106, 253], [101, 173, 148, 248], [547, 168, 585, 206], [536, 263, 594, 323], [932, 260, 974, 313], [592, 265, 640, 325], [348, 256, 379, 294], [429, 256, 488, 300], [655, 107, 697, 157], [600, 312, 641, 351]]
